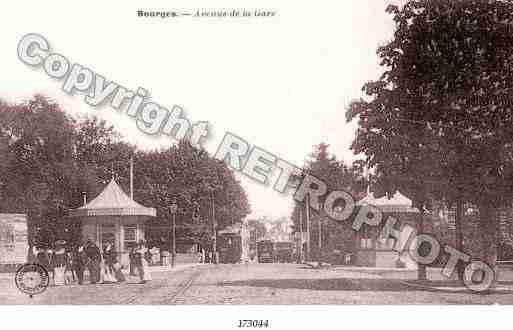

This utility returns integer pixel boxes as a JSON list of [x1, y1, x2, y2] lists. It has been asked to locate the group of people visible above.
[[32, 239, 152, 286]]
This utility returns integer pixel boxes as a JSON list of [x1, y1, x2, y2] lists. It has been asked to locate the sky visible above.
[[1, 0, 401, 220]]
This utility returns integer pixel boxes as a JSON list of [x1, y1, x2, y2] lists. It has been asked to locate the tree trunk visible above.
[[476, 202, 498, 283], [417, 211, 427, 281], [455, 199, 465, 282]]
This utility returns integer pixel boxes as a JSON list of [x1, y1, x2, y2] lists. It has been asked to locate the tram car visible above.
[[274, 241, 294, 263], [257, 240, 274, 263], [218, 233, 242, 264]]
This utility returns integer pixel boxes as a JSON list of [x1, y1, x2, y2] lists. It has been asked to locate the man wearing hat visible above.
[[84, 238, 102, 284], [72, 242, 87, 285]]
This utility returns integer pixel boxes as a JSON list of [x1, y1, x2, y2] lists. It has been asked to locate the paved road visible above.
[[2, 263, 513, 304]]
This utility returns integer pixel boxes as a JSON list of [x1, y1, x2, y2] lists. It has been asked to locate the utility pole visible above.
[[318, 210, 322, 264], [298, 206, 304, 263], [130, 156, 134, 200], [170, 200, 178, 268], [305, 196, 311, 262], [172, 211, 176, 267], [212, 190, 217, 264]]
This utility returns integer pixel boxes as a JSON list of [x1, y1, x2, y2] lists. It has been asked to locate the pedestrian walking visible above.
[[51, 240, 68, 286], [84, 238, 102, 284], [64, 250, 75, 284], [103, 242, 125, 283], [34, 246, 51, 271], [72, 244, 87, 285], [102, 242, 116, 283], [129, 246, 137, 276], [135, 240, 152, 284]]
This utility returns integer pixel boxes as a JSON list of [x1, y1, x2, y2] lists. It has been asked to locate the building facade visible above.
[[354, 191, 420, 269]]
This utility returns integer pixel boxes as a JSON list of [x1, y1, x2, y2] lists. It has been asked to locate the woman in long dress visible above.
[[102, 243, 116, 283], [52, 241, 68, 286], [135, 241, 152, 283], [103, 242, 125, 283]]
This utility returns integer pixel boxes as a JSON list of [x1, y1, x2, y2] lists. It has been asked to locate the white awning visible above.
[[69, 179, 156, 218], [357, 191, 420, 214]]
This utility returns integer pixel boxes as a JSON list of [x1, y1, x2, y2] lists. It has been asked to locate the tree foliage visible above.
[[291, 143, 365, 259], [0, 95, 250, 248], [129, 141, 251, 247], [346, 0, 513, 267]]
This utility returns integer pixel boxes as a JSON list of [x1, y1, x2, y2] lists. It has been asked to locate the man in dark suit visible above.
[[84, 238, 102, 284], [72, 243, 87, 285]]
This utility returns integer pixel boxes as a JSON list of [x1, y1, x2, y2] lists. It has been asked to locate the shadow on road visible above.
[[219, 278, 513, 294], [219, 278, 414, 292]]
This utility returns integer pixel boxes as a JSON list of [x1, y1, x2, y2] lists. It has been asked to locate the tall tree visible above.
[[291, 143, 365, 262], [0, 95, 78, 246], [127, 141, 251, 247], [347, 0, 513, 281]]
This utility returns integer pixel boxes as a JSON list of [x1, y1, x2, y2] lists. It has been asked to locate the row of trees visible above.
[[0, 95, 250, 248], [346, 0, 513, 280]]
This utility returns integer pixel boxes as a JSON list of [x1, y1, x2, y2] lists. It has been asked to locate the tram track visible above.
[[164, 269, 202, 304], [116, 265, 204, 304]]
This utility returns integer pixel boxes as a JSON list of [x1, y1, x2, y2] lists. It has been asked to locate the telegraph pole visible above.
[[172, 211, 176, 267], [298, 206, 304, 263], [211, 190, 217, 264], [305, 196, 311, 262], [318, 209, 322, 263], [130, 156, 134, 200], [169, 200, 178, 268]]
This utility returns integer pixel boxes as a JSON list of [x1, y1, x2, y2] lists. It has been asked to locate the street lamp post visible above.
[[170, 200, 178, 268]]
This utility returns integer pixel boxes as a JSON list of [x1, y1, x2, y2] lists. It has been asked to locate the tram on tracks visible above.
[[257, 240, 274, 263], [274, 241, 294, 263], [217, 232, 242, 264]]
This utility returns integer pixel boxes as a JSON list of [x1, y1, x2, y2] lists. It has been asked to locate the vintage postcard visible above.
[[1, 0, 513, 328]]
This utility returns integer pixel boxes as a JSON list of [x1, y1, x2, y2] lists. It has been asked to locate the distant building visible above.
[[266, 218, 293, 242], [354, 191, 420, 269]]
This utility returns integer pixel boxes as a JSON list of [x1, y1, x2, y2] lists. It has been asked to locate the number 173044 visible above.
[[238, 320, 270, 328]]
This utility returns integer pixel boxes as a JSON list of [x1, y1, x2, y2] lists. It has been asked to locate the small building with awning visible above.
[[355, 191, 420, 269], [69, 179, 156, 266]]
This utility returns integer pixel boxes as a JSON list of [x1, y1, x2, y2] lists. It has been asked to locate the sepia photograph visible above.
[[1, 0, 513, 328]]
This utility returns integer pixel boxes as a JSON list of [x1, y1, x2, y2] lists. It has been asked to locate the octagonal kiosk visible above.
[[69, 179, 156, 267], [356, 191, 420, 269]]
